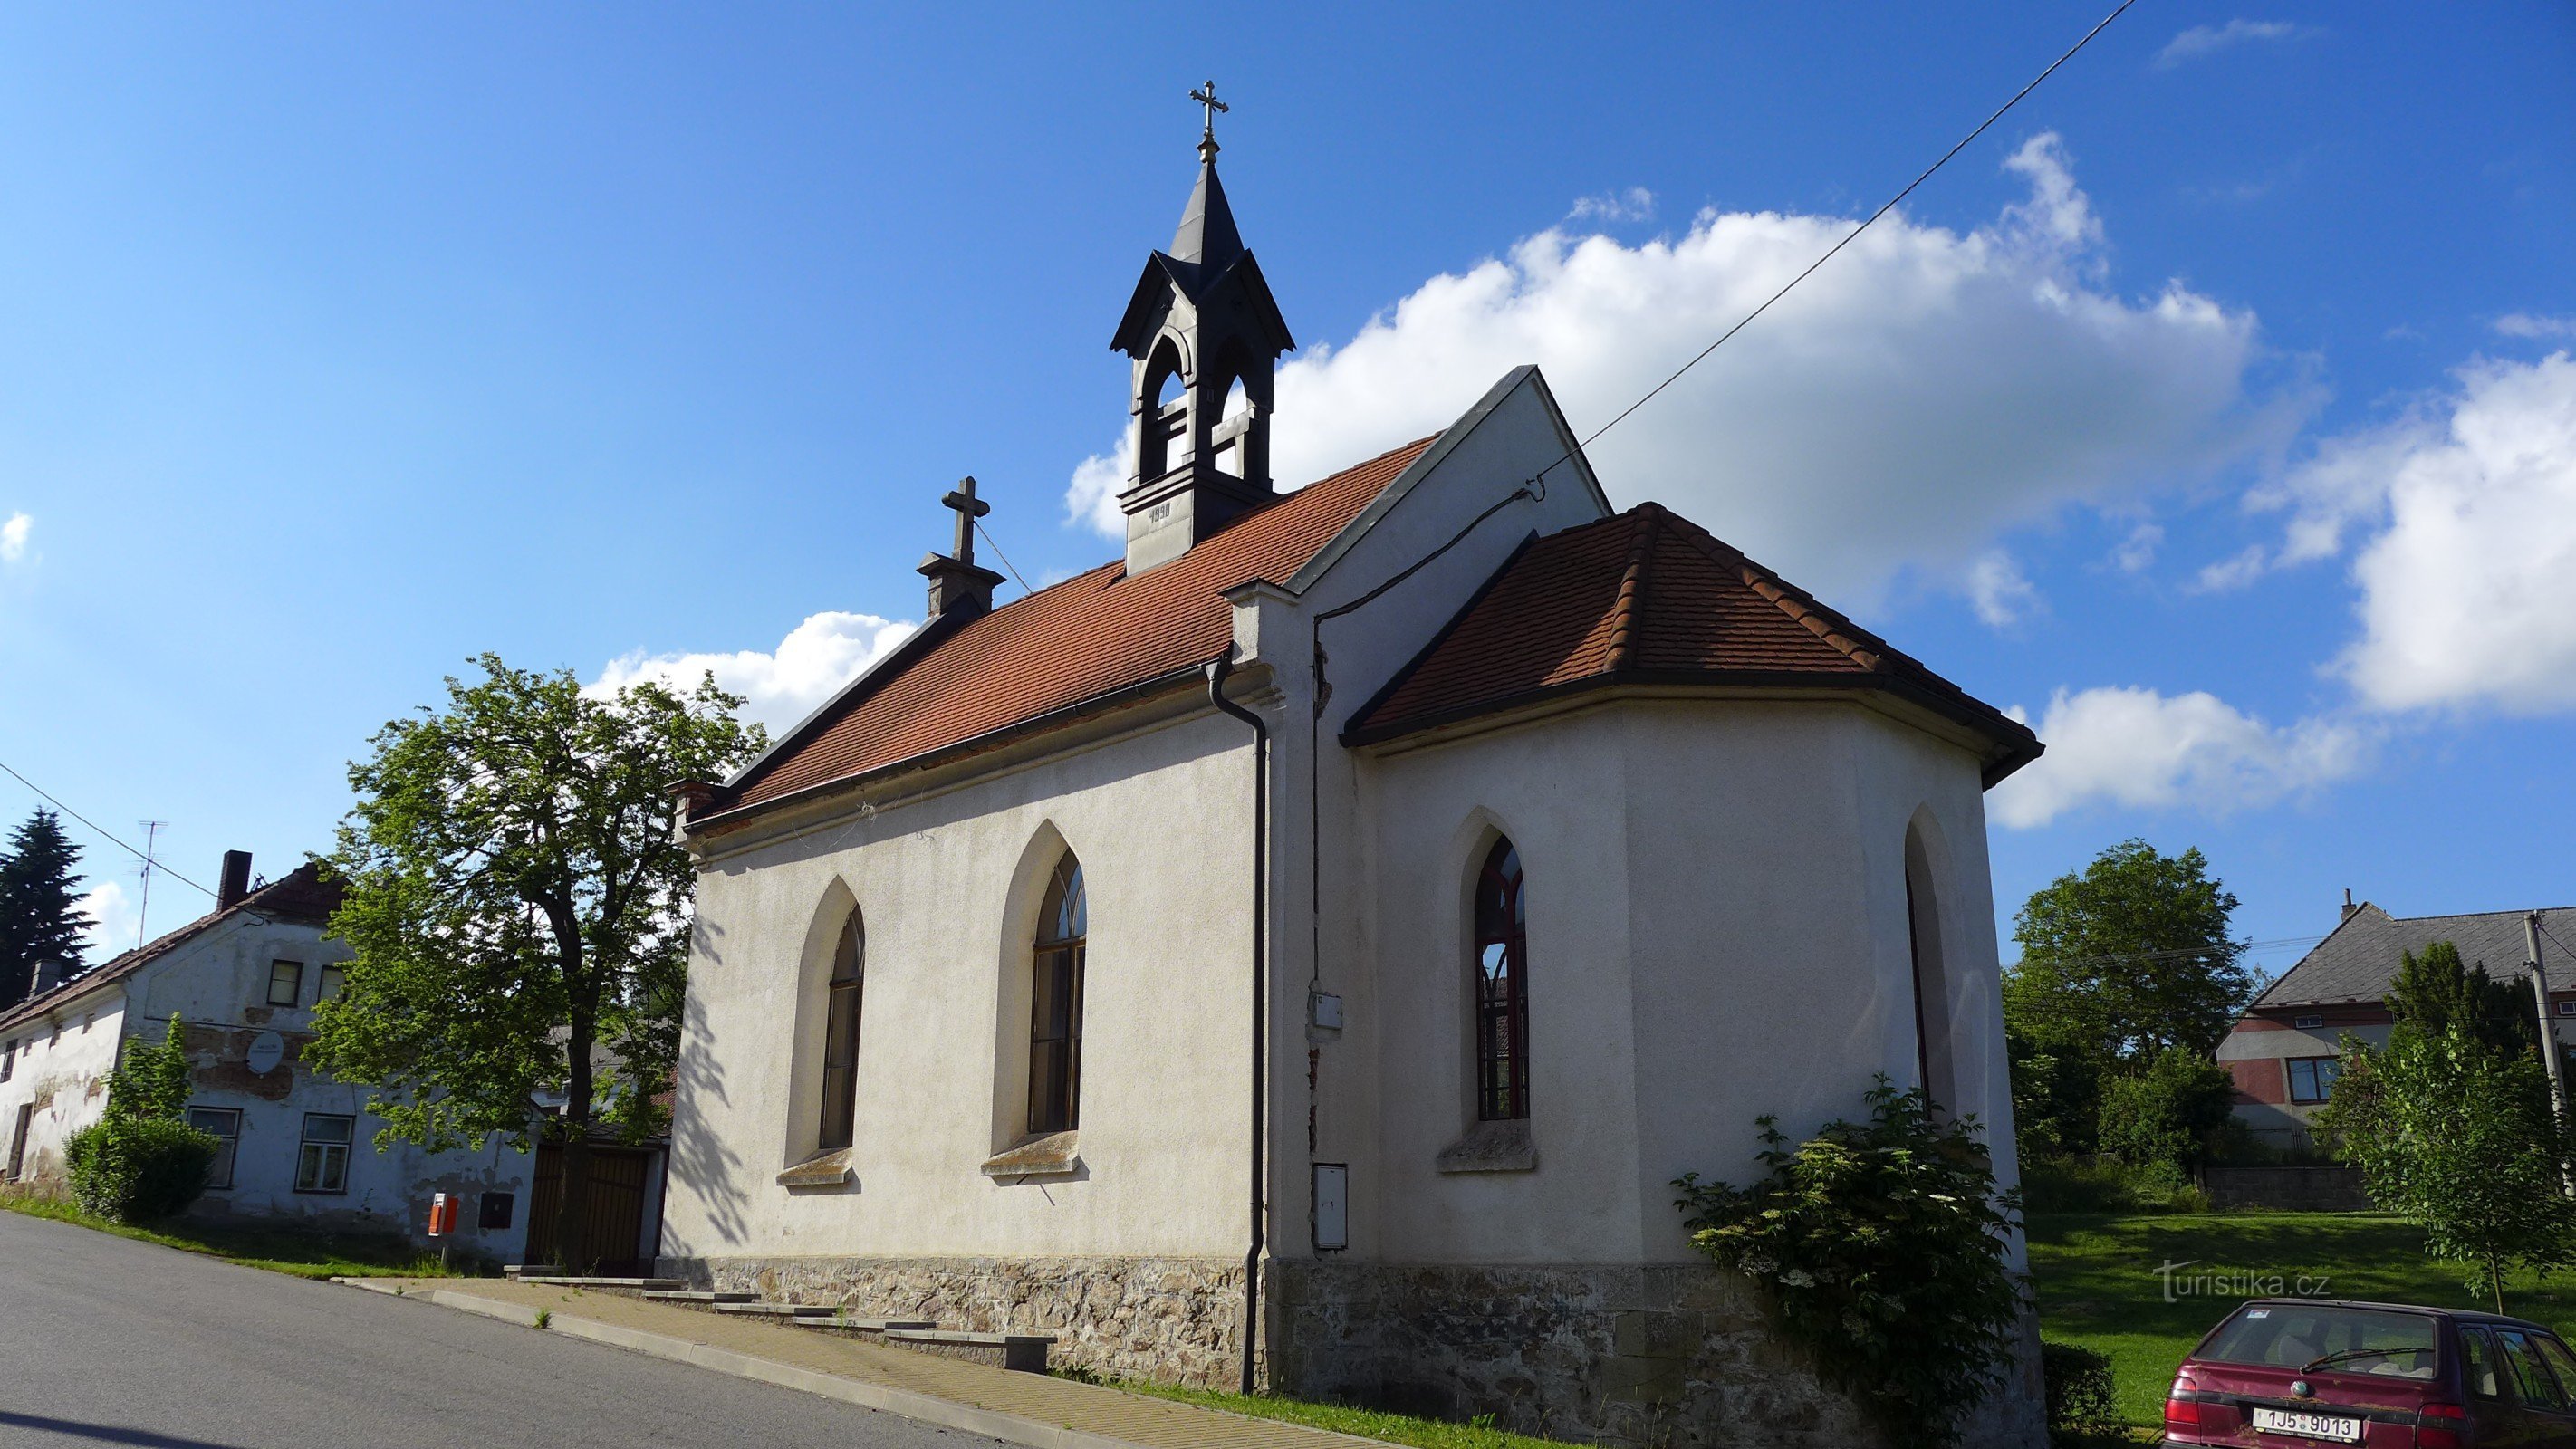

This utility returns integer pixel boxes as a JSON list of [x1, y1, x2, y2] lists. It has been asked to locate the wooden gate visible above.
[[525, 1142, 654, 1274]]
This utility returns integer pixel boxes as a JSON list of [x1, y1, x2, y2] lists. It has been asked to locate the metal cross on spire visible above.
[[942, 475, 990, 564], [1189, 79, 1227, 162]]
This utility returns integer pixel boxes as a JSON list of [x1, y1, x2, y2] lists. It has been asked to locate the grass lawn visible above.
[[1064, 1373, 1576, 1449], [2030, 1211, 2576, 1427], [0, 1187, 468, 1280]]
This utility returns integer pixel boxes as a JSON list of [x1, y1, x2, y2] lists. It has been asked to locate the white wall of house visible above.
[[0, 983, 128, 1187], [0, 900, 534, 1262]]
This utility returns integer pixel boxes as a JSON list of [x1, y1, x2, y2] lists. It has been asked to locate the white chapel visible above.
[[659, 116, 2047, 1448]]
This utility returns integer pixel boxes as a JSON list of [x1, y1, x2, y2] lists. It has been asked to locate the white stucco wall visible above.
[[0, 985, 127, 1186], [664, 705, 1264, 1263]]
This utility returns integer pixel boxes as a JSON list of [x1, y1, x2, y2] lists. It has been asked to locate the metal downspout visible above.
[[1206, 652, 1269, 1396]]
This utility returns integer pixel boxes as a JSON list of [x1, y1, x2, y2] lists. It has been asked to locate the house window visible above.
[[317, 965, 346, 1003], [188, 1108, 242, 1189], [2287, 1056, 2342, 1105], [479, 1190, 514, 1230], [1473, 839, 1530, 1123], [6, 1103, 30, 1182], [2, 1039, 14, 1081], [1026, 856, 1087, 1135], [295, 1113, 353, 1193], [816, 913, 865, 1152], [2293, 1013, 2325, 1030], [267, 960, 304, 1007], [2557, 1001, 2576, 1019]]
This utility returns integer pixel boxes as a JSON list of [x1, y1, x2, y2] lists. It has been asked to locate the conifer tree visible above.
[[0, 808, 89, 1009]]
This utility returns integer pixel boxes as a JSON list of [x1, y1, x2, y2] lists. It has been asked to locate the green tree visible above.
[[64, 1014, 216, 1222], [2321, 1022, 2575, 1312], [305, 655, 762, 1270], [1675, 1079, 2024, 1449], [0, 808, 90, 1008], [2388, 940, 2536, 1058], [2095, 1046, 2238, 1175], [2004, 840, 2250, 1155]]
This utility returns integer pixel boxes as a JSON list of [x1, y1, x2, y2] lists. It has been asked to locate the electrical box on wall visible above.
[[1312, 1163, 1349, 1252], [1309, 992, 1344, 1032]]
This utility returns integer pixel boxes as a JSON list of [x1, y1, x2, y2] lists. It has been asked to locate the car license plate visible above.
[[2251, 1406, 2364, 1443]]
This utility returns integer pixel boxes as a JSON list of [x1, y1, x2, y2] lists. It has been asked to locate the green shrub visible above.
[[2042, 1340, 2118, 1442], [64, 1115, 218, 1223], [2020, 1154, 2208, 1214], [1675, 1077, 2024, 1449], [2096, 1047, 2236, 1175]]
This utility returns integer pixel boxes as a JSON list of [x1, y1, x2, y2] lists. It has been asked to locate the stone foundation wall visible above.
[[661, 1252, 1245, 1387], [1270, 1261, 2047, 1449]]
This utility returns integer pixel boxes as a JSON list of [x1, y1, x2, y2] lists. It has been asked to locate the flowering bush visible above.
[[1674, 1077, 2025, 1448]]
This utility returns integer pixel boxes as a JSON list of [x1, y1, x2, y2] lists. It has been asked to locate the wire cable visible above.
[[0, 757, 217, 901], [1527, 0, 2140, 489], [973, 518, 1035, 596]]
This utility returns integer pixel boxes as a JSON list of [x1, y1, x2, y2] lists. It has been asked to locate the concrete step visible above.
[[641, 1290, 757, 1306], [790, 1315, 937, 1336], [883, 1329, 1055, 1374], [505, 1274, 686, 1292], [712, 1302, 841, 1319]]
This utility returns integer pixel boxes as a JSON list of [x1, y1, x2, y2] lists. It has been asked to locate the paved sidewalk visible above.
[[341, 1277, 1376, 1449]]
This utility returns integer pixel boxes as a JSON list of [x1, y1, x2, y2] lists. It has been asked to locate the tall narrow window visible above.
[[816, 914, 865, 1152], [1474, 840, 1530, 1122], [267, 959, 303, 1006], [188, 1108, 241, 1190], [1026, 857, 1087, 1135], [1905, 825, 1954, 1111]]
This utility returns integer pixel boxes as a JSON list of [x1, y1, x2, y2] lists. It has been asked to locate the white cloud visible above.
[[2191, 542, 2269, 593], [0, 512, 28, 564], [1068, 133, 2300, 607], [78, 881, 134, 963], [2156, 19, 2302, 68], [2496, 313, 2576, 341], [1567, 187, 1656, 224], [2292, 352, 2576, 713], [1992, 686, 2369, 829], [1966, 550, 2041, 626], [591, 610, 918, 737], [2110, 522, 2163, 572]]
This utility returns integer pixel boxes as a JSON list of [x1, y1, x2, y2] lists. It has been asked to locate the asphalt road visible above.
[[0, 1210, 1002, 1449]]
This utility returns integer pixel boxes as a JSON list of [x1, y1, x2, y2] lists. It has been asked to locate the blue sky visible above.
[[0, 4, 2569, 979]]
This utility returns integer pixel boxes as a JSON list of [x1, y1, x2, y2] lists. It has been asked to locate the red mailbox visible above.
[[427, 1192, 457, 1237]]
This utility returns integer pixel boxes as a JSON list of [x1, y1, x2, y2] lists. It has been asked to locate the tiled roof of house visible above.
[[2254, 903, 2576, 1008], [0, 861, 342, 1034], [706, 437, 1438, 818], [1343, 502, 2042, 778]]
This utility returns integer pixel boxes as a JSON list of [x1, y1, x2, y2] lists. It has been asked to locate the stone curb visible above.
[[332, 1280, 1151, 1449]]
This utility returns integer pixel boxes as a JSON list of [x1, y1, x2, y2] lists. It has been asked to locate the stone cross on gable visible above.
[[943, 475, 990, 564], [1189, 80, 1226, 161]]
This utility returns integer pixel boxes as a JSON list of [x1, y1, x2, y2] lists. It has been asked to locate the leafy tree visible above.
[[2321, 1022, 2575, 1312], [2004, 1025, 2100, 1161], [1675, 1078, 2025, 1449], [2095, 1046, 2238, 1175], [0, 808, 90, 1008], [64, 1015, 216, 1222], [306, 656, 761, 1271], [2005, 840, 2252, 1069], [2388, 940, 2536, 1058]]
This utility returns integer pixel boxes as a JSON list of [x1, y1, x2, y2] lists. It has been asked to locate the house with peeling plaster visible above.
[[659, 122, 2050, 1448], [0, 851, 596, 1264]]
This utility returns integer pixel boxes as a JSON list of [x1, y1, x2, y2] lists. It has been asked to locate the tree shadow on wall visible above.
[[665, 912, 751, 1253]]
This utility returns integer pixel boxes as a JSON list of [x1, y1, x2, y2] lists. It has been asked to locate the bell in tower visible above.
[[1107, 82, 1296, 574]]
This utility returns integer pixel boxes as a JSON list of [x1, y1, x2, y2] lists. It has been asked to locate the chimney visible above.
[[2341, 888, 2357, 921], [218, 850, 254, 910], [34, 959, 72, 993]]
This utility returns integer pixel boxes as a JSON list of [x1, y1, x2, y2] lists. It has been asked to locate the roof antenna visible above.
[[134, 820, 166, 949]]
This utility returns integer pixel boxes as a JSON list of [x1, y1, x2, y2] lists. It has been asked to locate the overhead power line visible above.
[[0, 756, 217, 902], [1529, 0, 2141, 487]]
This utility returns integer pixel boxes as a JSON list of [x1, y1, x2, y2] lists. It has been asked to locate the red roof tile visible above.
[[711, 438, 1437, 817], [1346, 504, 2041, 781]]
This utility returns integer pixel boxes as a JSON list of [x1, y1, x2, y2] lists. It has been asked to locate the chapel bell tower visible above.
[[1108, 82, 1296, 574]]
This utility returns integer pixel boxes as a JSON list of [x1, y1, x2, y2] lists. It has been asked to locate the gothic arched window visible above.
[[1027, 857, 1088, 1135], [817, 913, 865, 1152], [1473, 839, 1530, 1123]]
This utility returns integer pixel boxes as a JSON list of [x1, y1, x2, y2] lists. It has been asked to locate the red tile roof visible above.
[[1345, 504, 2042, 781], [0, 861, 343, 1033], [708, 438, 1438, 818]]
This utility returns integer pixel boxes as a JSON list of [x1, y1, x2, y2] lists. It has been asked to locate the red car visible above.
[[2166, 1298, 2576, 1446]]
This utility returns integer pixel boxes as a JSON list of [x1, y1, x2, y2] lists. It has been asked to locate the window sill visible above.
[[776, 1147, 855, 1190], [981, 1129, 1080, 1178], [1436, 1118, 1535, 1174]]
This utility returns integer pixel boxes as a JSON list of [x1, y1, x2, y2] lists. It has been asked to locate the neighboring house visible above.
[[0, 851, 541, 1262], [658, 132, 2048, 1448], [2220, 898, 2576, 1147]]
